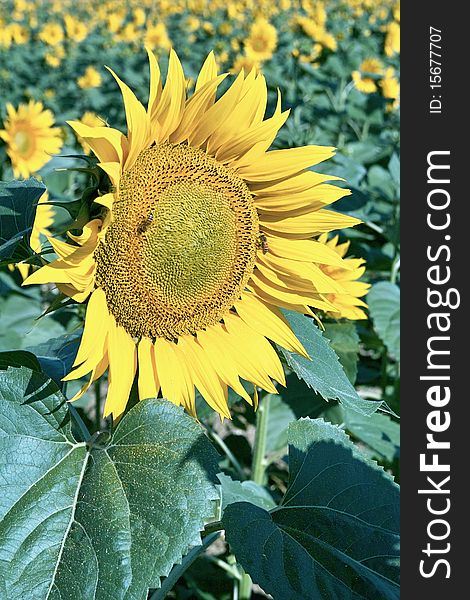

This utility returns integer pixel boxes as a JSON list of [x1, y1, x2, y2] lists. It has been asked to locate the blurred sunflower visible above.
[[384, 21, 400, 57], [145, 22, 171, 50], [231, 53, 261, 74], [0, 100, 63, 178], [77, 66, 102, 89], [244, 18, 277, 62], [352, 57, 384, 93], [38, 22, 64, 46], [380, 67, 400, 110], [64, 15, 89, 43], [25, 50, 364, 419]]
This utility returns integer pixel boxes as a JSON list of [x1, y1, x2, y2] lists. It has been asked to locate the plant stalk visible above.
[[94, 379, 101, 430], [238, 393, 272, 599], [149, 532, 221, 600], [251, 394, 271, 485]]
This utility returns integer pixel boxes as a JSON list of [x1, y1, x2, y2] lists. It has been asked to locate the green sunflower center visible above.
[[95, 142, 259, 340]]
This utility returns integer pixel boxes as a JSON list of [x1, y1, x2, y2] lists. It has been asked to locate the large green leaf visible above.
[[0, 293, 66, 351], [26, 332, 81, 386], [223, 419, 399, 600], [217, 473, 275, 512], [266, 376, 332, 454], [323, 322, 360, 384], [367, 282, 400, 360], [0, 367, 220, 600], [0, 178, 44, 262], [344, 409, 400, 462], [280, 311, 380, 416]]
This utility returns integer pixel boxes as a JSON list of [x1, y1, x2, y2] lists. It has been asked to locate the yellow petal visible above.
[[235, 294, 308, 358], [105, 66, 149, 170], [170, 74, 227, 143], [94, 192, 114, 210], [103, 319, 137, 418], [68, 352, 109, 402], [178, 335, 231, 419], [154, 49, 186, 141], [223, 312, 285, 389], [146, 47, 162, 118], [189, 69, 245, 148], [267, 235, 350, 268], [73, 288, 110, 367], [250, 270, 338, 312], [98, 162, 122, 188], [206, 72, 266, 154], [238, 146, 336, 181], [138, 336, 159, 400], [195, 51, 218, 91], [254, 183, 348, 214], [219, 91, 289, 165], [260, 208, 361, 238], [196, 326, 253, 404], [67, 120, 125, 164]]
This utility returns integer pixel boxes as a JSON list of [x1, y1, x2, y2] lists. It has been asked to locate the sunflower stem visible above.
[[94, 379, 101, 430], [251, 393, 271, 485], [237, 394, 272, 599], [148, 532, 221, 600], [209, 431, 246, 481], [69, 404, 91, 442], [238, 570, 253, 600]]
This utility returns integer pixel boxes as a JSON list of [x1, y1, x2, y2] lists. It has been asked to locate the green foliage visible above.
[[367, 281, 400, 360], [344, 408, 400, 462], [323, 321, 360, 384], [217, 473, 276, 511], [280, 310, 380, 416], [223, 418, 399, 600], [0, 178, 44, 263], [0, 367, 220, 600]]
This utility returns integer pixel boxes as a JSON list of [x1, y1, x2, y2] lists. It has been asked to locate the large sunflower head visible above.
[[24, 49, 365, 420], [0, 100, 63, 178]]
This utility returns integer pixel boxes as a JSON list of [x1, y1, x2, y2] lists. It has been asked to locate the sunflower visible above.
[[144, 22, 171, 51], [0, 100, 63, 178], [38, 22, 64, 46], [64, 15, 89, 43], [352, 58, 384, 94], [244, 18, 277, 62], [24, 50, 362, 420], [384, 21, 400, 57], [77, 66, 102, 89], [317, 233, 369, 320]]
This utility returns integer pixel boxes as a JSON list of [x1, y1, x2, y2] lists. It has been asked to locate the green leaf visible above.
[[367, 282, 400, 360], [280, 311, 380, 416], [0, 367, 220, 600], [217, 473, 275, 512], [223, 418, 399, 600], [26, 333, 80, 386], [266, 377, 331, 454], [323, 322, 360, 384], [0, 293, 66, 351], [0, 349, 41, 371], [0, 178, 45, 262], [344, 409, 400, 462]]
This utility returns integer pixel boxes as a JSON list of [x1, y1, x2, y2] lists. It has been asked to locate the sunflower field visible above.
[[0, 0, 400, 598]]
